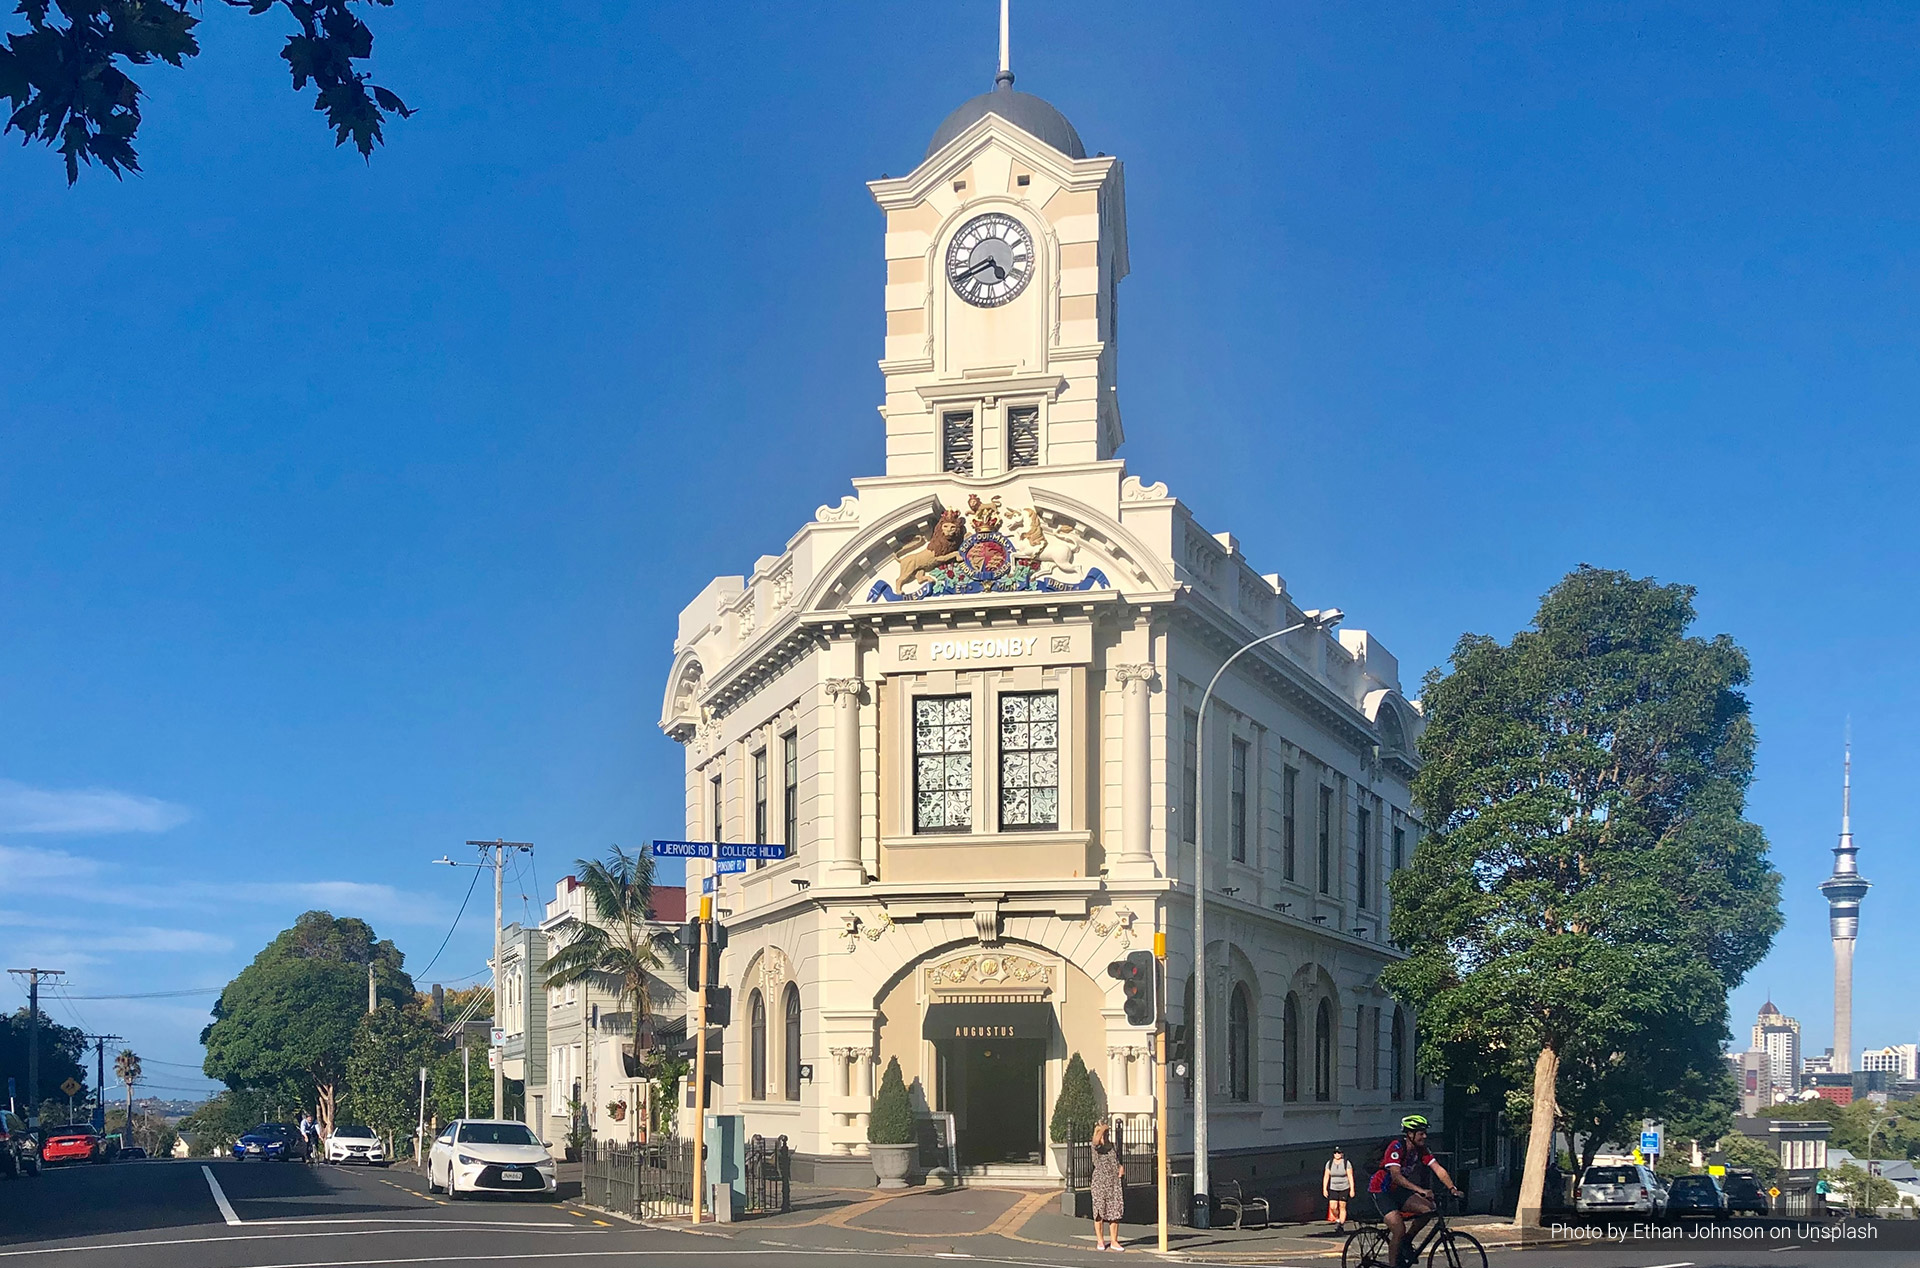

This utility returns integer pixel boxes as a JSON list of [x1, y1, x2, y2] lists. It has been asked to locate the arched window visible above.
[[748, 989, 766, 1101], [1283, 993, 1300, 1103], [1227, 986, 1252, 1102], [1390, 1008, 1407, 1101], [1314, 998, 1333, 1102], [783, 983, 802, 1102]]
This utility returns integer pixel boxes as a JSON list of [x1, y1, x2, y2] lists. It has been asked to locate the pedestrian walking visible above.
[[1089, 1121, 1126, 1251], [1323, 1147, 1354, 1227], [299, 1112, 320, 1164]]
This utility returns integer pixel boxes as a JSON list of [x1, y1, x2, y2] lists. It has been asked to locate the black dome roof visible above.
[[926, 75, 1085, 161]]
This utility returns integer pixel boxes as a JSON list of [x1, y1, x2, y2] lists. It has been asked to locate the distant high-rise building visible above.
[[1752, 1001, 1803, 1100], [1860, 1044, 1919, 1081], [1803, 1050, 1836, 1079], [1819, 741, 1870, 1074]]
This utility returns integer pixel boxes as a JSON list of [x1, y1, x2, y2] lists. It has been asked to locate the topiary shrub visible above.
[[1049, 1052, 1100, 1144], [868, 1057, 916, 1145]]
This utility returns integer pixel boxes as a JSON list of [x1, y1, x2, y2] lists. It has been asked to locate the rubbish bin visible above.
[[1169, 1172, 1195, 1227]]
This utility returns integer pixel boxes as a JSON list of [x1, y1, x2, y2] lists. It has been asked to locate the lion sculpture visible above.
[[895, 509, 966, 589]]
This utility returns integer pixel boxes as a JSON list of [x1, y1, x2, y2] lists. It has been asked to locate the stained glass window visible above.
[[998, 691, 1059, 830], [913, 695, 972, 832]]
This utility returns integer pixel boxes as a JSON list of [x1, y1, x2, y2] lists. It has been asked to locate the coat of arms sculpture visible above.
[[867, 495, 1110, 602]]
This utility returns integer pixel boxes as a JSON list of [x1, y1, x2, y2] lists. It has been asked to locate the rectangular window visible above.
[[998, 691, 1060, 830], [1370, 1008, 1382, 1090], [1392, 824, 1405, 872], [753, 749, 769, 867], [1229, 739, 1249, 863], [941, 410, 975, 475], [712, 773, 724, 842], [1282, 766, 1298, 881], [913, 695, 973, 832], [782, 732, 799, 848], [1356, 805, 1371, 909], [1181, 710, 1199, 845], [1006, 405, 1040, 467], [1318, 785, 1333, 895]]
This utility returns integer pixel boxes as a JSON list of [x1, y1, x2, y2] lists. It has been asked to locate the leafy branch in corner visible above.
[[0, 0, 411, 184]]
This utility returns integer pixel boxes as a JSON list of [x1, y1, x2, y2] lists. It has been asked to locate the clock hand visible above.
[[955, 255, 1001, 282]]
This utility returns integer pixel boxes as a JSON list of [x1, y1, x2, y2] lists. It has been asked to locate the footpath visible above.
[[591, 1181, 1531, 1263]]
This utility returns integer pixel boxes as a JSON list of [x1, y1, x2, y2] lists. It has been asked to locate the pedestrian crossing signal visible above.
[[1106, 950, 1158, 1027]]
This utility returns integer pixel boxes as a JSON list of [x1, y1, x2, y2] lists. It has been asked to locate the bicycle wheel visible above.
[[1427, 1230, 1487, 1268], [1343, 1225, 1391, 1268]]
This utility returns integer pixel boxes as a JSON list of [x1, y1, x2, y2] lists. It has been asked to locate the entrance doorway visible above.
[[947, 1037, 1045, 1166]]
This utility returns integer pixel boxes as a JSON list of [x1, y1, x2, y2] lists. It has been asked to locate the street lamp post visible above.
[[1190, 608, 1341, 1224]]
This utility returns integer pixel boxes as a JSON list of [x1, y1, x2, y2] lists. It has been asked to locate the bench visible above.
[[1216, 1179, 1270, 1230]]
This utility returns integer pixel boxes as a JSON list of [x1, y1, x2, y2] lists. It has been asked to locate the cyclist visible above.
[[1369, 1114, 1461, 1268]]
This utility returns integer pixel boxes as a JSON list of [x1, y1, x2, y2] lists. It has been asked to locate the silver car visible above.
[[427, 1119, 556, 1199], [1576, 1163, 1666, 1215], [324, 1124, 388, 1166]]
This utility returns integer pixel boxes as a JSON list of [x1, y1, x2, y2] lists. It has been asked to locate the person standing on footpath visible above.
[[1089, 1121, 1126, 1251], [1324, 1146, 1354, 1226]]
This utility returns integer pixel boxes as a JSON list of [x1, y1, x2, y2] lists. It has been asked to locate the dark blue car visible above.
[[231, 1123, 303, 1162]]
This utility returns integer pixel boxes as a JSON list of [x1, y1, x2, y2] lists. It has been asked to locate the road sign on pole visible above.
[[60, 1078, 81, 1098], [651, 840, 716, 858], [1640, 1130, 1660, 1154]]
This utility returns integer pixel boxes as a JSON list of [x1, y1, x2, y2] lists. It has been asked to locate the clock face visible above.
[[946, 212, 1036, 308]]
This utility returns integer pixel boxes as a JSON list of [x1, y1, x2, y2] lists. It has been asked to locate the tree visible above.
[[0, 1008, 87, 1110], [113, 1049, 141, 1145], [0, 0, 410, 184], [1823, 1162, 1899, 1215], [176, 1087, 272, 1154], [542, 845, 664, 1142], [867, 1057, 914, 1146], [202, 910, 415, 1137], [1717, 1132, 1781, 1186], [343, 1003, 436, 1157], [1048, 1052, 1099, 1144], [1382, 567, 1782, 1227]]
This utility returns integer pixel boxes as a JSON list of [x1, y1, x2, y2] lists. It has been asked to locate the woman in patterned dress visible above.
[[1090, 1120, 1126, 1251]]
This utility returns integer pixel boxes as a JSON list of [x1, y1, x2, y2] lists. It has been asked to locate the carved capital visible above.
[[1113, 662, 1156, 686], [824, 678, 865, 702]]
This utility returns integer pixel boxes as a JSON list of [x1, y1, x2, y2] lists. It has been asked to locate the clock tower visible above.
[[868, 60, 1129, 478]]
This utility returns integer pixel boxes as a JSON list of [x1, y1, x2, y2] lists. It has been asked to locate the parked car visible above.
[[325, 1124, 388, 1166], [1576, 1163, 1667, 1216], [40, 1124, 104, 1166], [1723, 1172, 1769, 1216], [1665, 1174, 1730, 1219], [0, 1111, 42, 1178], [427, 1120, 556, 1199], [232, 1124, 304, 1162]]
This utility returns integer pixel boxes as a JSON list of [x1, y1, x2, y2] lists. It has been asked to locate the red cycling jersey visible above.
[[1369, 1137, 1436, 1194]]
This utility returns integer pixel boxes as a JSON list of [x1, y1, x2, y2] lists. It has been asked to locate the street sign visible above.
[[652, 840, 715, 858], [1708, 1165, 1726, 1177], [1816, 1180, 1830, 1195], [1640, 1131, 1660, 1154], [716, 842, 789, 861], [1768, 1186, 1781, 1199], [701, 876, 717, 894], [60, 1078, 82, 1097], [490, 1027, 505, 1047], [715, 858, 748, 875], [487, 1048, 499, 1070], [1631, 1148, 1644, 1164]]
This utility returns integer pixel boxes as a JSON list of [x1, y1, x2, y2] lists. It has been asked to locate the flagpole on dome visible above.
[[997, 0, 1014, 88]]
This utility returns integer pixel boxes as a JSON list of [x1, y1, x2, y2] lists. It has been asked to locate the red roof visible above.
[[650, 886, 686, 923]]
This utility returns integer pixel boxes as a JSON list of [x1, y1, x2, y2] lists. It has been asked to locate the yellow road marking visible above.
[[593, 1220, 610, 1227]]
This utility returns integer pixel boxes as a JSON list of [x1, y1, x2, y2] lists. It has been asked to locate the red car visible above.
[[41, 1124, 104, 1165]]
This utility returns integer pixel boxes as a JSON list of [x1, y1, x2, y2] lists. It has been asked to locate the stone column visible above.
[[825, 678, 866, 883], [1113, 664, 1156, 878]]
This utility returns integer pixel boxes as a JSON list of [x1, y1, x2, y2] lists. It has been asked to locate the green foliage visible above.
[[343, 1004, 436, 1147], [176, 1088, 273, 1154], [1652, 1152, 1695, 1182], [542, 846, 663, 1037], [0, 1007, 87, 1102], [427, 1042, 493, 1124], [867, 1057, 916, 1145], [1761, 1097, 1919, 1160], [563, 1097, 592, 1154], [640, 1050, 687, 1135], [1660, 1064, 1739, 1149], [1049, 1052, 1100, 1144], [1381, 568, 1782, 1210], [0, 0, 410, 183], [202, 910, 416, 1134], [1823, 1162, 1900, 1213], [1717, 1132, 1781, 1185]]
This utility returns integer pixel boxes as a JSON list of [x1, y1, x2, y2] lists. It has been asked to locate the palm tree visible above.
[[113, 1050, 141, 1149], [542, 845, 664, 1143]]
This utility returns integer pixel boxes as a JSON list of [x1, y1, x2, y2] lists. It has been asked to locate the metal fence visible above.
[[582, 1138, 695, 1220], [1065, 1117, 1157, 1191], [744, 1134, 792, 1215]]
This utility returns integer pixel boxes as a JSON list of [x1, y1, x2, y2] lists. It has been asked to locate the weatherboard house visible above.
[[657, 56, 1436, 1195]]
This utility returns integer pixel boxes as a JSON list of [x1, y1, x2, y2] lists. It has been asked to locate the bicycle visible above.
[[1342, 1192, 1486, 1268]]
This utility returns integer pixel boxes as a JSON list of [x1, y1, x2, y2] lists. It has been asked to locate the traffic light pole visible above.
[[1154, 932, 1169, 1254], [691, 895, 712, 1224]]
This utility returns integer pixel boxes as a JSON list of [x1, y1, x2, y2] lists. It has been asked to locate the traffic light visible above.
[[704, 985, 732, 1029], [681, 919, 728, 989], [1107, 950, 1158, 1028]]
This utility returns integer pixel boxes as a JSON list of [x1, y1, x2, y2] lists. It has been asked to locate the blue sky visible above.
[[2, 2, 1914, 1094]]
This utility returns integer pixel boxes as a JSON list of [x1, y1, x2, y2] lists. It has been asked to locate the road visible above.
[[2, 1160, 1917, 1267]]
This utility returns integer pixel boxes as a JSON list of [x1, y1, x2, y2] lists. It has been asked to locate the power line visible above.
[[62, 987, 222, 1000], [416, 856, 483, 979]]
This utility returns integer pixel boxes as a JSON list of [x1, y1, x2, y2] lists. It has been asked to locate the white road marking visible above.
[[0, 1227, 598, 1259], [1771, 1245, 1806, 1253], [201, 1165, 242, 1227], [1642, 1262, 1695, 1268]]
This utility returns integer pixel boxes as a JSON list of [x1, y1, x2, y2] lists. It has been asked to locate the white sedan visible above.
[[324, 1124, 388, 1166], [427, 1120, 556, 1199]]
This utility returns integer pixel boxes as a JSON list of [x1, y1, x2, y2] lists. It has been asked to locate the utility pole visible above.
[[1154, 930, 1170, 1254], [439, 839, 532, 1120], [462, 1042, 471, 1119], [8, 969, 65, 1128], [83, 1034, 123, 1134], [692, 895, 712, 1224], [368, 961, 378, 1015]]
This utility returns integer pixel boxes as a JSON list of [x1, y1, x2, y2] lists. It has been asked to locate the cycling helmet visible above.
[[1401, 1114, 1430, 1132]]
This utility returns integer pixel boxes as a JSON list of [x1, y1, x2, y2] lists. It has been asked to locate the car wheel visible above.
[[427, 1163, 442, 1194]]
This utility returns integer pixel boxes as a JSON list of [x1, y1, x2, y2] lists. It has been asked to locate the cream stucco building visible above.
[[658, 64, 1438, 1202]]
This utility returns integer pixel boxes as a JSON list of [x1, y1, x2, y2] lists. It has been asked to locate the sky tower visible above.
[[1818, 741, 1870, 1073]]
